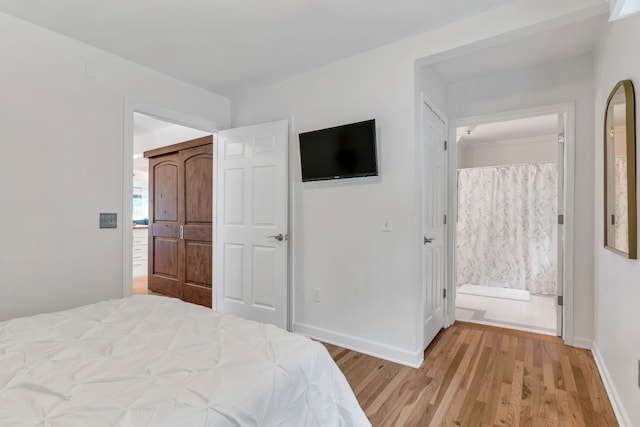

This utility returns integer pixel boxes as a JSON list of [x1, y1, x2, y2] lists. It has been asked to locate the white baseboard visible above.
[[571, 336, 593, 350], [592, 343, 631, 427], [294, 322, 423, 368]]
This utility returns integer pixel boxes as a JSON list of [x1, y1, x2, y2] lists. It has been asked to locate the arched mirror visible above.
[[604, 80, 637, 258]]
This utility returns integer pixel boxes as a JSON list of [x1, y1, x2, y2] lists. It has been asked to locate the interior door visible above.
[[423, 101, 447, 349], [147, 136, 213, 307], [181, 143, 213, 307], [556, 113, 565, 336], [216, 120, 289, 329], [148, 153, 181, 299]]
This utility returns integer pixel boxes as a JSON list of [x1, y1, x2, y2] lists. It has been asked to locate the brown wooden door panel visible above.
[[149, 275, 181, 298], [185, 242, 212, 286], [152, 223, 180, 238], [182, 283, 212, 307], [152, 161, 179, 222], [184, 152, 213, 224], [182, 224, 211, 241], [148, 153, 180, 296], [152, 238, 179, 277], [181, 143, 213, 308], [146, 137, 213, 308]]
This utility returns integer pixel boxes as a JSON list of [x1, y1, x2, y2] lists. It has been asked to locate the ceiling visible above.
[[133, 113, 212, 174], [0, 0, 514, 95], [134, 113, 174, 137], [457, 114, 558, 146]]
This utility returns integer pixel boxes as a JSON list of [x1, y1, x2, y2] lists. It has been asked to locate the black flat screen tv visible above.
[[299, 119, 378, 182]]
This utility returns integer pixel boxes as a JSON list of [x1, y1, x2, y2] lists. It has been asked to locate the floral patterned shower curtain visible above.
[[456, 162, 558, 295]]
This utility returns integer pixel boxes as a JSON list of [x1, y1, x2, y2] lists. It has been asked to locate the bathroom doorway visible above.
[[453, 112, 566, 336]]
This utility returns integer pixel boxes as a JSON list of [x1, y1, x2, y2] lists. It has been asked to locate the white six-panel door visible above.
[[423, 102, 447, 349], [216, 120, 289, 329]]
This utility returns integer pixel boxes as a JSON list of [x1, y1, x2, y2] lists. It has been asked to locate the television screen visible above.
[[299, 119, 378, 182]]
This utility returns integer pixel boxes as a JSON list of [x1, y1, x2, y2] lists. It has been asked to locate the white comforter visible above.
[[0, 296, 370, 427]]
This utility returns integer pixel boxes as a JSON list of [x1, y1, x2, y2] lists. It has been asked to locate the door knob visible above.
[[424, 237, 435, 244], [268, 233, 284, 242]]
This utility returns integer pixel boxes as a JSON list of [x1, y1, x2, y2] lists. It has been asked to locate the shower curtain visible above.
[[456, 162, 557, 295]]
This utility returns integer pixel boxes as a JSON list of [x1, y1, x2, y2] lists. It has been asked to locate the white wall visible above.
[[134, 123, 212, 155], [232, 1, 606, 365], [447, 54, 596, 344], [593, 13, 640, 426], [235, 50, 424, 365], [0, 12, 230, 321], [415, 66, 448, 115], [457, 136, 558, 169]]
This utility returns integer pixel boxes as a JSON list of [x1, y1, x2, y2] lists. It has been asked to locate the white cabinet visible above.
[[132, 227, 148, 277]]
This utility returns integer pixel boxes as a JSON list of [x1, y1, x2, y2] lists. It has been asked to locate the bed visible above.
[[0, 296, 370, 427]]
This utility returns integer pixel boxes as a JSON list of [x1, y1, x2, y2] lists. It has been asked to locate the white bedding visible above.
[[0, 296, 370, 427]]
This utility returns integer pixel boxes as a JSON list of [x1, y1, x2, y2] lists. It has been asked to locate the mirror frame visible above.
[[604, 79, 637, 259]]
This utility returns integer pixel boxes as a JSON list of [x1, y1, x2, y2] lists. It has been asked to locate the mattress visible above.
[[0, 296, 370, 427]]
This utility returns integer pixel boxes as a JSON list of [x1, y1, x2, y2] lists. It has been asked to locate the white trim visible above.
[[446, 111, 458, 329], [294, 322, 424, 368], [609, 0, 640, 21], [592, 343, 632, 427], [571, 337, 593, 350], [287, 114, 296, 332], [563, 104, 576, 346], [122, 99, 219, 301], [457, 134, 557, 148], [448, 103, 576, 344]]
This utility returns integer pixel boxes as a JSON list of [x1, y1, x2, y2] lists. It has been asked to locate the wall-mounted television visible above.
[[298, 119, 378, 182]]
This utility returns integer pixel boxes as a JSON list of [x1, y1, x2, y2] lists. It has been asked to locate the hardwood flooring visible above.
[[132, 276, 163, 296], [325, 321, 617, 426]]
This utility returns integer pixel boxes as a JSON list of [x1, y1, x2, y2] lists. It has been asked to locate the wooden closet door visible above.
[[180, 144, 213, 307], [146, 136, 213, 307], [148, 153, 181, 298]]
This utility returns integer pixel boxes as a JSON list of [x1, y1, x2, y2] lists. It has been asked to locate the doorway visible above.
[[123, 105, 292, 329], [450, 108, 571, 337], [122, 102, 218, 301], [131, 113, 213, 297]]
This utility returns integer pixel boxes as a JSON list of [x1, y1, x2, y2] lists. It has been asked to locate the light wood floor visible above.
[[132, 276, 163, 296], [325, 322, 617, 427]]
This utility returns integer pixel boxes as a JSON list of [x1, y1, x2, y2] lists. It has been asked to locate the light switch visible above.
[[382, 216, 392, 232], [99, 213, 117, 229]]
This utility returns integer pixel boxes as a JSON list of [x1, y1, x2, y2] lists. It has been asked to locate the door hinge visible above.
[[557, 295, 563, 306], [443, 288, 447, 299], [558, 214, 564, 225], [444, 140, 448, 151], [558, 133, 565, 144], [444, 214, 447, 225]]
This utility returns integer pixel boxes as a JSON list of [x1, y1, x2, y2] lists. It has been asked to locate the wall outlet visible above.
[[313, 288, 321, 302], [382, 216, 392, 232], [99, 213, 117, 229]]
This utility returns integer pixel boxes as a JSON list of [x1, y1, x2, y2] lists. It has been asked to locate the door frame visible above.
[[122, 99, 220, 299], [446, 102, 576, 344]]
